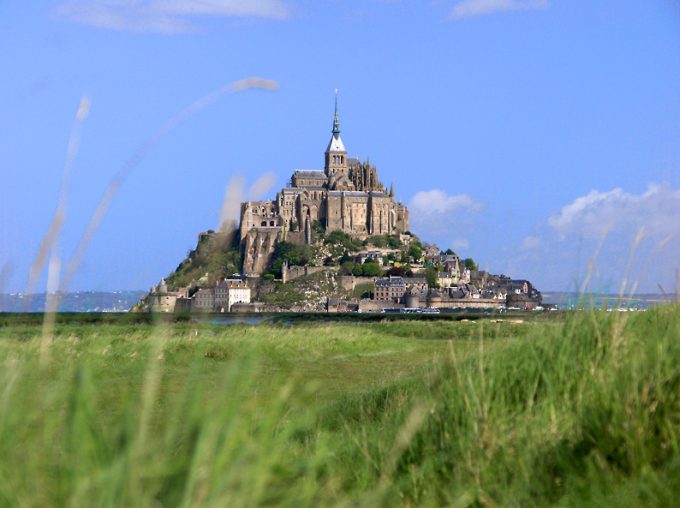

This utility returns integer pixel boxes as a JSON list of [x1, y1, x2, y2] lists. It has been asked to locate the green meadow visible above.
[[0, 307, 678, 506]]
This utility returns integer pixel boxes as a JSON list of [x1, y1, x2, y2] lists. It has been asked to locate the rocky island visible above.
[[134, 98, 542, 313]]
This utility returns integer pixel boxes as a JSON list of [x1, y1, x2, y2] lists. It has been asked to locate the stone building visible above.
[[215, 278, 251, 312], [148, 278, 189, 312], [187, 279, 252, 312], [374, 276, 407, 303], [240, 96, 409, 274], [191, 288, 215, 312]]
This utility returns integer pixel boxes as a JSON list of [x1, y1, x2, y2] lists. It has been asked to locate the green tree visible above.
[[274, 242, 312, 266], [425, 266, 439, 288], [387, 235, 401, 249], [361, 262, 383, 277], [311, 220, 325, 241], [367, 235, 387, 248], [325, 230, 362, 252], [325, 230, 351, 246], [269, 258, 284, 277], [340, 261, 355, 275], [408, 244, 423, 263], [463, 258, 478, 271]]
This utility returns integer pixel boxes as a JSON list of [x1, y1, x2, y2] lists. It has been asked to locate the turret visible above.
[[324, 90, 348, 177]]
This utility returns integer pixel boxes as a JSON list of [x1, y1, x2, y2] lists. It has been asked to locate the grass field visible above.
[[0, 307, 678, 506]]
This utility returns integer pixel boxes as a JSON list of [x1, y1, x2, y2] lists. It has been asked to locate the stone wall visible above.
[[358, 299, 403, 313], [231, 302, 265, 313], [284, 265, 339, 283], [148, 294, 177, 313], [248, 278, 277, 300], [284, 230, 306, 246], [429, 298, 503, 309], [339, 275, 377, 291], [327, 300, 360, 313]]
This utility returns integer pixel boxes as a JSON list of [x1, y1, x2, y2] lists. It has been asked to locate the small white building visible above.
[[215, 279, 251, 312]]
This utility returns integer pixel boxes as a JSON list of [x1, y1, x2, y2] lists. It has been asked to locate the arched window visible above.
[[261, 221, 267, 226], [270, 221, 275, 227]]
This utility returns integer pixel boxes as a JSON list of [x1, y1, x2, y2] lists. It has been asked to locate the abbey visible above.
[[240, 98, 409, 273]]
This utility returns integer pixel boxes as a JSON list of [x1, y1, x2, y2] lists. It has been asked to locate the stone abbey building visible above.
[[240, 98, 409, 273]]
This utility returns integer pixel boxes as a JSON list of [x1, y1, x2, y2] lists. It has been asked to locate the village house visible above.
[[215, 279, 251, 312], [374, 276, 429, 303], [374, 276, 406, 303], [192, 288, 215, 312]]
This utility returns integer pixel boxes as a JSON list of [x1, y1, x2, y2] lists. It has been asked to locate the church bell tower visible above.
[[324, 91, 348, 177]]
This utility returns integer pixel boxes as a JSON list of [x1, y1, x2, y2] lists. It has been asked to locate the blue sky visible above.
[[1, 0, 679, 293]]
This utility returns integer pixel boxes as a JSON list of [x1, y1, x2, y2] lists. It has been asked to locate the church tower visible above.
[[324, 91, 348, 177]]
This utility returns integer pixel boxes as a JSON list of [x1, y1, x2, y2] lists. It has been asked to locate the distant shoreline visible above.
[[1, 290, 676, 313]]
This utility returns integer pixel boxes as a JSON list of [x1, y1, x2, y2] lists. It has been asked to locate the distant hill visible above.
[[0, 291, 147, 313]]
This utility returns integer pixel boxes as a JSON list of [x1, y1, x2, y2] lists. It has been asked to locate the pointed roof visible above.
[[326, 133, 346, 153], [326, 89, 346, 153]]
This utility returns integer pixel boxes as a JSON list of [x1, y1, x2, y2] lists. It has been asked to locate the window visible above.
[[261, 221, 267, 226]]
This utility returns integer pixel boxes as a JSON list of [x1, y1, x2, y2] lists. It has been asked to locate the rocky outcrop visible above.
[[242, 229, 284, 275]]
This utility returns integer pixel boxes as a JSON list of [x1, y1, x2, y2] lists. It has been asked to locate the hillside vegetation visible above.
[[0, 306, 678, 505], [165, 231, 241, 288], [163, 228, 427, 289]]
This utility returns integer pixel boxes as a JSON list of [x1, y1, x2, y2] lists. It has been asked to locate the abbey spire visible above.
[[325, 89, 348, 176], [332, 90, 340, 135]]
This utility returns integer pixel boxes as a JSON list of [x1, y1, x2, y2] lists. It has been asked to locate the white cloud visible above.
[[410, 189, 483, 215], [492, 183, 680, 293], [548, 183, 680, 240], [450, 0, 548, 19], [408, 189, 484, 252], [56, 0, 289, 33]]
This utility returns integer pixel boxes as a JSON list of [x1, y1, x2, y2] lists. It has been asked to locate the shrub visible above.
[[385, 266, 405, 277], [340, 261, 355, 275]]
